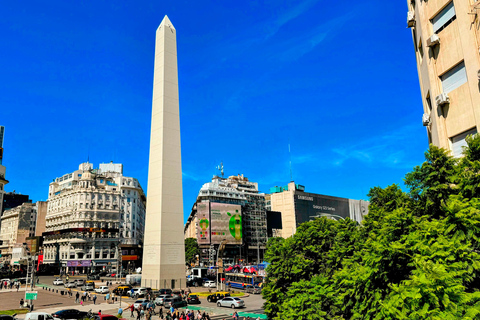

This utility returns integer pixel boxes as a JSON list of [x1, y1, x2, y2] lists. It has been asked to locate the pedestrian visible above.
[[130, 304, 135, 318], [98, 311, 102, 316], [75, 292, 80, 303], [16, 283, 19, 292], [20, 298, 24, 308], [232, 312, 238, 320], [93, 294, 97, 305], [118, 306, 123, 318], [136, 308, 141, 320]]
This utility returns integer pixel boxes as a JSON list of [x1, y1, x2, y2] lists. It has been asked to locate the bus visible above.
[[225, 273, 265, 289]]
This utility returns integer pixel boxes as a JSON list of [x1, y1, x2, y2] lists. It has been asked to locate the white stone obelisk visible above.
[[142, 15, 186, 289]]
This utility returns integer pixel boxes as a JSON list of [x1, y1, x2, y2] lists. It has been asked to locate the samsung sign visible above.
[[294, 193, 350, 225]]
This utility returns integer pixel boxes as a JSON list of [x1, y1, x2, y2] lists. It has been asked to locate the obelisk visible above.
[[142, 15, 186, 289]]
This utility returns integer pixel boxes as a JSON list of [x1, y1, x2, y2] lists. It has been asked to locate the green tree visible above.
[[185, 237, 200, 265], [263, 143, 480, 320]]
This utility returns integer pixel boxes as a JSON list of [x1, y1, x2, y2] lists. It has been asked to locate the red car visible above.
[[110, 273, 116, 277]]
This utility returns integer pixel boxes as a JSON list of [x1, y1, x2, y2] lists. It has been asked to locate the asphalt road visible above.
[[37, 275, 266, 316]]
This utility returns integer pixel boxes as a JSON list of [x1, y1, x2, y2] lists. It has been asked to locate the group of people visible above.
[[74, 290, 98, 305], [1, 280, 20, 291], [126, 304, 213, 320]]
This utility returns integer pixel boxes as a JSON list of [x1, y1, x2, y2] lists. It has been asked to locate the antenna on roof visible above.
[[216, 162, 224, 178], [289, 143, 293, 182]]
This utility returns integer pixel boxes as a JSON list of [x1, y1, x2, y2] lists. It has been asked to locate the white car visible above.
[[53, 278, 64, 286], [203, 280, 216, 288], [64, 281, 77, 288], [25, 312, 55, 320], [133, 299, 149, 309], [95, 286, 109, 294], [217, 297, 245, 309]]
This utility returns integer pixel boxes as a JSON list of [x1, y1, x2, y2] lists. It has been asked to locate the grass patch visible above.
[[0, 309, 30, 315], [194, 291, 244, 297]]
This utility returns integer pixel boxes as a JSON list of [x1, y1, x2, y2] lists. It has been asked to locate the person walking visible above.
[[75, 292, 80, 304], [93, 294, 97, 305], [118, 306, 123, 318], [19, 298, 24, 308], [129, 304, 135, 318]]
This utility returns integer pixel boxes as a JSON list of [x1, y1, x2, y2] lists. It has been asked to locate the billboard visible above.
[[197, 202, 210, 245], [294, 192, 350, 225], [210, 202, 242, 245]]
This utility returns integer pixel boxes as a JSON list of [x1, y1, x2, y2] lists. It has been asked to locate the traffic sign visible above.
[[25, 291, 38, 300]]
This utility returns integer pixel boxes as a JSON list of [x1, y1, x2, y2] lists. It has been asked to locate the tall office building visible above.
[[407, 0, 480, 156], [43, 162, 146, 273], [142, 15, 186, 289], [184, 174, 267, 265]]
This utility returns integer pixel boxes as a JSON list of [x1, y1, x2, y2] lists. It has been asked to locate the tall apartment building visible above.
[[43, 162, 146, 273], [407, 0, 480, 156], [184, 174, 267, 264], [0, 126, 8, 216], [0, 202, 39, 264]]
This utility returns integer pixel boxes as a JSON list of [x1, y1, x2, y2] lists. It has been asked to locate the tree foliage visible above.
[[185, 237, 200, 265], [263, 137, 480, 320]]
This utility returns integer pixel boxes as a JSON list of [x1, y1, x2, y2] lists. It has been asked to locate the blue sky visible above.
[[1, 0, 426, 222]]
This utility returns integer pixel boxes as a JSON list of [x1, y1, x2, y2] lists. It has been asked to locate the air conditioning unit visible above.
[[427, 34, 440, 47], [422, 113, 431, 126], [435, 92, 450, 106], [407, 11, 415, 28]]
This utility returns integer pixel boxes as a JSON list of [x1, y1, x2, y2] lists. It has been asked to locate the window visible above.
[[451, 128, 477, 157], [441, 62, 467, 93], [432, 2, 456, 33]]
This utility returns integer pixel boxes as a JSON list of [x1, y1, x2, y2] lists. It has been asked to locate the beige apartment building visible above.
[[407, 0, 480, 156]]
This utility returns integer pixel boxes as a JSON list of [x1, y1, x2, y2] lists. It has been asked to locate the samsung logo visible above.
[[297, 195, 314, 201]]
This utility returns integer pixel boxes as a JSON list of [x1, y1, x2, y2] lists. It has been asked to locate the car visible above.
[[97, 271, 108, 277], [95, 286, 109, 294], [203, 280, 216, 288], [87, 274, 100, 280], [113, 285, 132, 296], [0, 315, 18, 320], [53, 278, 64, 286], [158, 288, 173, 295], [186, 295, 200, 304], [74, 279, 85, 286], [171, 299, 187, 308], [64, 282, 77, 288], [154, 294, 172, 306], [128, 288, 140, 297], [133, 299, 150, 309], [245, 285, 262, 294], [133, 287, 149, 298], [186, 278, 203, 287], [216, 297, 245, 309], [81, 283, 95, 291], [206, 292, 230, 303], [51, 309, 88, 320], [25, 312, 55, 320], [163, 298, 177, 309]]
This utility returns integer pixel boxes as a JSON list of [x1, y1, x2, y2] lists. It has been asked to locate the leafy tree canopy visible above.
[[185, 237, 200, 265], [263, 136, 480, 320]]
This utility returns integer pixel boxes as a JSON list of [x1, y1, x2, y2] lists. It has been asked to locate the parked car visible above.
[[81, 282, 95, 291], [25, 312, 55, 320], [51, 309, 88, 320], [216, 297, 245, 309], [64, 282, 77, 288], [133, 299, 150, 309], [52, 278, 64, 286], [0, 315, 18, 320], [203, 280, 216, 288], [133, 287, 149, 298], [87, 273, 100, 280], [245, 285, 262, 294], [171, 299, 187, 308], [95, 286, 109, 294], [158, 288, 173, 295], [154, 294, 172, 306], [186, 295, 201, 304], [206, 292, 230, 303], [74, 279, 85, 286]]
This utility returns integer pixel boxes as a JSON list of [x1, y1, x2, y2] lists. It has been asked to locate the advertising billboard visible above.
[[210, 202, 242, 245], [295, 192, 350, 225], [197, 201, 210, 245]]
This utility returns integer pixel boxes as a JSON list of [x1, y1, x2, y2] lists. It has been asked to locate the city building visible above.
[[141, 15, 186, 289], [2, 192, 31, 213], [0, 126, 8, 217], [0, 202, 38, 264], [269, 181, 368, 238], [407, 0, 480, 156], [43, 162, 146, 274], [184, 174, 267, 265]]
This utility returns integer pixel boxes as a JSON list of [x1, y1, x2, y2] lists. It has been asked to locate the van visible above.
[[25, 312, 55, 320]]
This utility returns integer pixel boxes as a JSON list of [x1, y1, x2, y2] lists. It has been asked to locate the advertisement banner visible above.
[[67, 260, 91, 267], [197, 201, 210, 245], [295, 193, 350, 224], [36, 255, 43, 271], [210, 202, 242, 245]]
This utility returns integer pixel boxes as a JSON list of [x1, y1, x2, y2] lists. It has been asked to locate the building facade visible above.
[[407, 0, 480, 156], [0, 202, 37, 264], [0, 126, 8, 219], [43, 162, 146, 274], [184, 174, 267, 265], [270, 181, 369, 238]]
